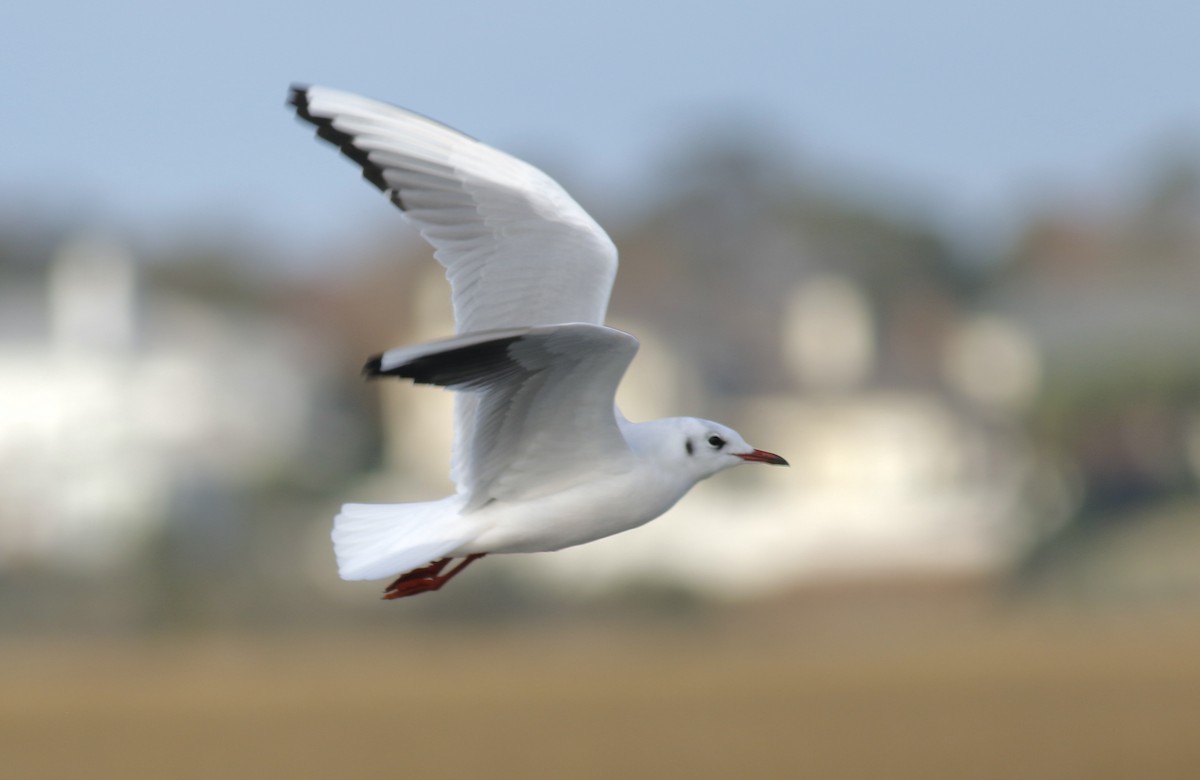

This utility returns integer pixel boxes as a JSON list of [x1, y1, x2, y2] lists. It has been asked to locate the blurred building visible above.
[[0, 237, 331, 573], [6, 139, 1198, 615]]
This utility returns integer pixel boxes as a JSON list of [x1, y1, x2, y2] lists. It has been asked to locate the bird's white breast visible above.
[[454, 461, 695, 555]]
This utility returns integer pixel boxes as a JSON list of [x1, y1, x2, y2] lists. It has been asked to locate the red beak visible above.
[[738, 449, 789, 466]]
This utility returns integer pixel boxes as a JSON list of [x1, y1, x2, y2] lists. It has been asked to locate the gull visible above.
[[288, 85, 787, 599]]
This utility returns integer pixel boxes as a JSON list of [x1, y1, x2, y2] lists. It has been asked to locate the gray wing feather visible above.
[[371, 323, 638, 509]]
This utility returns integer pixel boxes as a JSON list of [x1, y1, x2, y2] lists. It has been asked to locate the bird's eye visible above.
[[708, 435, 725, 449]]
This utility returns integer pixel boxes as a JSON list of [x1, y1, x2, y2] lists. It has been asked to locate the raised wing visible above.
[[290, 85, 623, 493], [367, 323, 638, 510], [288, 85, 618, 332]]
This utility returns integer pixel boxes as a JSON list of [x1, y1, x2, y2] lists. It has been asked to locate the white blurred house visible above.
[[0, 237, 326, 571]]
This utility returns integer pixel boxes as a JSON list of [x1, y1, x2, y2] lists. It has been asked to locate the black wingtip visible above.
[[287, 84, 310, 111], [288, 83, 392, 195], [358, 334, 527, 389]]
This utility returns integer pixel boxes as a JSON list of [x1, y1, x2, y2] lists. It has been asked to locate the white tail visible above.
[[331, 498, 468, 581]]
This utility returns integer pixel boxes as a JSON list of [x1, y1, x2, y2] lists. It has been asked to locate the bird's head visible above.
[[664, 417, 788, 480]]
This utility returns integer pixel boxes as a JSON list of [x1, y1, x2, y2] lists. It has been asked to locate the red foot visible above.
[[382, 554, 487, 600]]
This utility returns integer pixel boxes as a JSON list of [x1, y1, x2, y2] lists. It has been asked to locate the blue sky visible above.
[[5, 0, 1200, 256]]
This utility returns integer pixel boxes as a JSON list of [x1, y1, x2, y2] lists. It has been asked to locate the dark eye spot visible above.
[[708, 435, 725, 449], [685, 439, 695, 456]]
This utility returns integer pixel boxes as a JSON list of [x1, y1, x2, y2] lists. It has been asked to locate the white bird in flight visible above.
[[289, 85, 787, 599]]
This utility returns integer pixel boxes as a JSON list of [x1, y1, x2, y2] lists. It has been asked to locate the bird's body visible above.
[[289, 85, 786, 598], [381, 437, 690, 555]]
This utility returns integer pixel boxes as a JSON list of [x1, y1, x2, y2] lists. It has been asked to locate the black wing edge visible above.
[[289, 84, 393, 196], [362, 334, 526, 389], [288, 83, 481, 210], [361, 354, 384, 378]]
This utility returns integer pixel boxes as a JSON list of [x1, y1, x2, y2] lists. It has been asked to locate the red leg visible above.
[[383, 558, 452, 593], [381, 554, 487, 600]]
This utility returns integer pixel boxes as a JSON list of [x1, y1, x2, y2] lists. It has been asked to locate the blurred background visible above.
[[4, 1, 1200, 777]]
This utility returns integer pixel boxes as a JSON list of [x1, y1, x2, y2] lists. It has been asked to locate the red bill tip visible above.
[[738, 449, 789, 466]]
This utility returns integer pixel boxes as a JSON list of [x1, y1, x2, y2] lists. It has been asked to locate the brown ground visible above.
[[4, 587, 1200, 779]]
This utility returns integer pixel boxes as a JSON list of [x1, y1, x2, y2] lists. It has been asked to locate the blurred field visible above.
[[5, 586, 1200, 780]]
